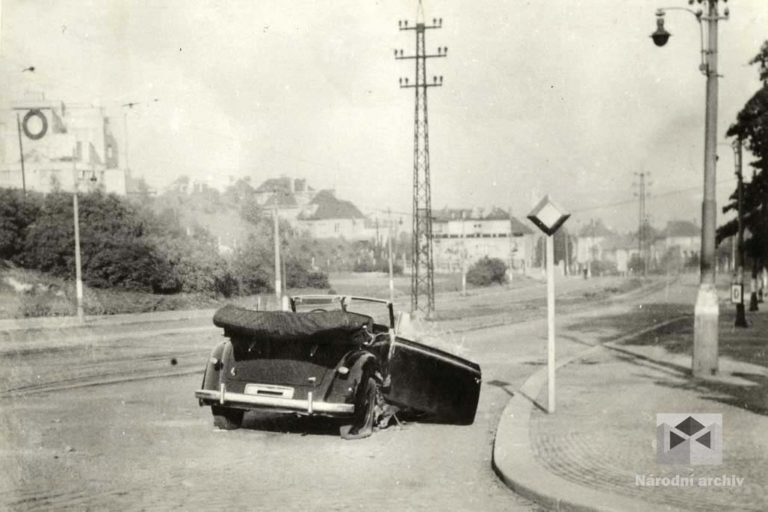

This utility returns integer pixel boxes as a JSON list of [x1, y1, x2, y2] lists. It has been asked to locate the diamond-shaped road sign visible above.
[[527, 195, 570, 236]]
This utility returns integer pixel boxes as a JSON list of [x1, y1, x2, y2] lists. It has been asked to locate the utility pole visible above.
[[634, 172, 651, 276], [651, 0, 728, 377], [388, 208, 395, 303], [693, 0, 723, 376], [273, 205, 282, 307], [15, 113, 27, 196], [395, 6, 446, 318], [71, 148, 84, 321], [733, 137, 748, 327], [461, 210, 467, 296]]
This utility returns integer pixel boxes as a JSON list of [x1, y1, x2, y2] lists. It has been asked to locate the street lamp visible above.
[[651, 0, 729, 377], [650, 11, 671, 47]]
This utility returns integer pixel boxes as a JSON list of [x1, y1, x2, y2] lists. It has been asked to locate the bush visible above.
[[466, 257, 508, 286], [285, 258, 330, 289], [591, 259, 618, 276]]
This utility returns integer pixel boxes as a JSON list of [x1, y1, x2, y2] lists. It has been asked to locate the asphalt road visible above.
[[0, 276, 687, 511]]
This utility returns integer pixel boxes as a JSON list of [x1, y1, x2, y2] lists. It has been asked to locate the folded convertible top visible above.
[[213, 305, 372, 342]]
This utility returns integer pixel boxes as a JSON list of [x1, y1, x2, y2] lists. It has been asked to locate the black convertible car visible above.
[[195, 295, 481, 439]]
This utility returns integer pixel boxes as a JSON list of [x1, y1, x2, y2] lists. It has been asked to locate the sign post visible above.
[[527, 195, 570, 414]]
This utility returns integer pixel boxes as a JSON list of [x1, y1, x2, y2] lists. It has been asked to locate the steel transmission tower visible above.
[[395, 12, 446, 317]]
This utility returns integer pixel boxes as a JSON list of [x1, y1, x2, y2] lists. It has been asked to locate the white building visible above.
[[0, 99, 125, 195], [297, 189, 369, 241], [432, 207, 535, 273], [575, 219, 615, 265]]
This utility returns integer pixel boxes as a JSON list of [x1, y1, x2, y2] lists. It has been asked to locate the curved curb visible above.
[[492, 318, 690, 512]]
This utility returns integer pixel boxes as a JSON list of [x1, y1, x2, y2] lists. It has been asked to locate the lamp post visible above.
[[651, 0, 729, 377], [71, 148, 85, 321], [270, 187, 283, 308], [732, 137, 748, 327]]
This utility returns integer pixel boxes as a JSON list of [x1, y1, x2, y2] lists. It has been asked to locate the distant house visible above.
[[601, 233, 640, 274], [254, 177, 314, 221], [297, 189, 368, 240], [431, 206, 535, 273], [575, 219, 615, 267], [663, 220, 700, 260]]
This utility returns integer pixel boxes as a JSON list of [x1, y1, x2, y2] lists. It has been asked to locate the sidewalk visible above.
[[494, 308, 768, 512]]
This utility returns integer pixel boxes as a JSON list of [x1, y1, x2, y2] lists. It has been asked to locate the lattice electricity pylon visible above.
[[395, 15, 446, 317]]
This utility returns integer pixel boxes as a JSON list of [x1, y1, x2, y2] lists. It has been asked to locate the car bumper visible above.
[[195, 387, 355, 416]]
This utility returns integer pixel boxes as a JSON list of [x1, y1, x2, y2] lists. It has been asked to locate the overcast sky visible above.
[[1, 0, 766, 232]]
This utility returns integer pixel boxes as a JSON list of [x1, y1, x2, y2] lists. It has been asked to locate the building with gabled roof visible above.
[[432, 206, 536, 273], [575, 219, 615, 265], [663, 220, 700, 260], [297, 189, 368, 240], [254, 176, 314, 221]]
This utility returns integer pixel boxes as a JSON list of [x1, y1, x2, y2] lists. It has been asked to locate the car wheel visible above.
[[340, 376, 379, 440], [212, 406, 244, 430]]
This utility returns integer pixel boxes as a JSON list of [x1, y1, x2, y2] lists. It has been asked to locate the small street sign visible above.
[[730, 283, 743, 305], [527, 195, 570, 236]]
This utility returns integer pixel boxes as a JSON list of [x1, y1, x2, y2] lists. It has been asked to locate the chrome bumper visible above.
[[195, 388, 354, 415]]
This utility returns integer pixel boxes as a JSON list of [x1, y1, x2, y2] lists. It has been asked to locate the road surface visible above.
[[0, 275, 688, 511]]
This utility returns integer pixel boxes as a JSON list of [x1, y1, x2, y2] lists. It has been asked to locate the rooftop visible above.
[[578, 219, 614, 238], [665, 220, 700, 238], [298, 189, 365, 220], [432, 206, 533, 235]]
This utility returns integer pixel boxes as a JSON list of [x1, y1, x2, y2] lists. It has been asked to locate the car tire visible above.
[[340, 376, 378, 440], [212, 406, 244, 430]]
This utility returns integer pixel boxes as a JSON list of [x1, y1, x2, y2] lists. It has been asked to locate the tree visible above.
[[223, 178, 263, 225], [0, 189, 42, 261], [719, 41, 768, 287], [20, 191, 170, 291]]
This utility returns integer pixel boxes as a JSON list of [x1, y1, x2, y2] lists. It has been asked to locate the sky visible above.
[[1, 0, 766, 233]]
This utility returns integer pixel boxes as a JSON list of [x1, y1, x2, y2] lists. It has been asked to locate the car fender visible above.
[[201, 341, 228, 391], [347, 350, 380, 384], [324, 350, 378, 403]]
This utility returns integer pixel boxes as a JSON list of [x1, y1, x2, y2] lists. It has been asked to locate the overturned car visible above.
[[195, 295, 482, 439]]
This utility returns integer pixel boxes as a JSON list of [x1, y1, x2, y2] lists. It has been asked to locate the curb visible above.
[[492, 318, 690, 512]]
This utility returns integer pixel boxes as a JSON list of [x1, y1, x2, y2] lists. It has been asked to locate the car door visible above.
[[384, 336, 482, 425]]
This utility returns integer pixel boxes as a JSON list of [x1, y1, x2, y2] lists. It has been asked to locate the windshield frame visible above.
[[290, 295, 395, 329]]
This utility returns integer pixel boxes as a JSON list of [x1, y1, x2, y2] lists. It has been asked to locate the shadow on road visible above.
[[485, 379, 515, 398], [566, 303, 768, 417], [564, 302, 692, 345], [241, 412, 342, 436]]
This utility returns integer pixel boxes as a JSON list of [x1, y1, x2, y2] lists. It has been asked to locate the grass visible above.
[[0, 264, 647, 323], [0, 266, 220, 319]]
